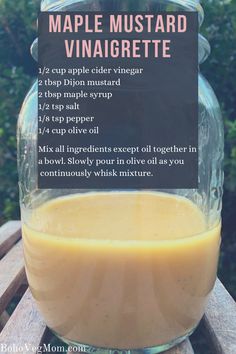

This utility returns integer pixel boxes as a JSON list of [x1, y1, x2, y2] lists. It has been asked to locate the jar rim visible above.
[[41, 0, 201, 13]]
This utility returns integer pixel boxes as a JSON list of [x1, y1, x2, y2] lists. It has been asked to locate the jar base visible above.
[[52, 327, 195, 354]]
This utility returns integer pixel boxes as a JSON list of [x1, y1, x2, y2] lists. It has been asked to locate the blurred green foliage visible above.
[[200, 0, 236, 297], [0, 0, 235, 298], [0, 0, 39, 222]]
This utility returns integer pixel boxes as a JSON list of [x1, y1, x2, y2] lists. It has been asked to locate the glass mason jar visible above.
[[18, 0, 224, 353]]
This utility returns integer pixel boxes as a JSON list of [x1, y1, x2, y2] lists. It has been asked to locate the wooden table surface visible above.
[[0, 221, 235, 354]]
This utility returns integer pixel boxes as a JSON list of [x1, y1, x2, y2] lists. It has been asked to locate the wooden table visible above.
[[0, 221, 235, 354]]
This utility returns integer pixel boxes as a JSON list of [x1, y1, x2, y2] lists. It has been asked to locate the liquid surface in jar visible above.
[[22, 192, 220, 349]]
